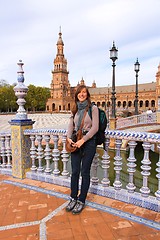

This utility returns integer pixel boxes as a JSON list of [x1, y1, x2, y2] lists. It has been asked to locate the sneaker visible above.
[[72, 200, 85, 214], [66, 198, 77, 212]]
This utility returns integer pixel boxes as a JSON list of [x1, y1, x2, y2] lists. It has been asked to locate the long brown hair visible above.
[[72, 85, 91, 116]]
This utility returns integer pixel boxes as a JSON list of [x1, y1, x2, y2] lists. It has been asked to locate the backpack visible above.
[[88, 104, 108, 145]]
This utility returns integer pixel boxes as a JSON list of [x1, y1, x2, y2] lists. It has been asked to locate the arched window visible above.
[[123, 101, 126, 108], [128, 101, 132, 107], [151, 100, 155, 107], [97, 102, 100, 107], [52, 103, 55, 111], [117, 101, 121, 107], [145, 100, 149, 108], [102, 101, 105, 108], [139, 100, 143, 107]]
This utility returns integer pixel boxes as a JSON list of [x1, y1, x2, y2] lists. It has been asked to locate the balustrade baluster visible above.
[[30, 135, 37, 172], [101, 138, 110, 187], [5, 135, 12, 168], [126, 140, 137, 193], [91, 153, 99, 185], [61, 135, 69, 178], [44, 135, 52, 174], [0, 136, 6, 168], [52, 134, 60, 176], [113, 139, 122, 190], [140, 141, 151, 197], [155, 143, 160, 200], [36, 135, 44, 172]]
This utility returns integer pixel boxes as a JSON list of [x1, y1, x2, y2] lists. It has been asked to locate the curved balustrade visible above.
[[116, 112, 157, 129], [0, 128, 160, 212]]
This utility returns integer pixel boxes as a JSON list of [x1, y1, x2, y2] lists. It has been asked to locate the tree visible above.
[[0, 84, 17, 112], [0, 82, 50, 113], [25, 85, 50, 112]]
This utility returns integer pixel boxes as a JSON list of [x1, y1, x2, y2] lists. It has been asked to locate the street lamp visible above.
[[134, 58, 140, 115], [107, 84, 110, 121], [110, 41, 118, 118]]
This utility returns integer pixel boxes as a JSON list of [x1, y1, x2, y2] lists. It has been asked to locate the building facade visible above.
[[46, 31, 160, 116]]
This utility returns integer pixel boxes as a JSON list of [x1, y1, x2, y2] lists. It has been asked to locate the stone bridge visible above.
[[116, 112, 160, 133]]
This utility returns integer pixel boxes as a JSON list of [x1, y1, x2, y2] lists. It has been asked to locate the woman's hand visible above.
[[75, 138, 85, 148], [67, 138, 76, 147]]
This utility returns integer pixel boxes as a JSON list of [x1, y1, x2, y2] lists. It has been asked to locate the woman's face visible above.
[[77, 88, 87, 102]]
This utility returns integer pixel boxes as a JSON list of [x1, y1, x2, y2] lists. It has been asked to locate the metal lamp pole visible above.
[[134, 58, 140, 115], [110, 42, 118, 118]]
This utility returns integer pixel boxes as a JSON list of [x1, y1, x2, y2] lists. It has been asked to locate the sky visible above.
[[0, 0, 160, 89]]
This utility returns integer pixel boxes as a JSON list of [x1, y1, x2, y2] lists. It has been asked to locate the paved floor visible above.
[[0, 113, 70, 132], [1, 113, 160, 133], [0, 114, 160, 239], [0, 174, 160, 240]]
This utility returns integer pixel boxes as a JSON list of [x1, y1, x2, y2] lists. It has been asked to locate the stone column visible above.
[[10, 60, 34, 179]]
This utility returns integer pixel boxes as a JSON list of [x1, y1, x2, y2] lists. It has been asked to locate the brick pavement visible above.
[[0, 113, 70, 132], [0, 174, 160, 240]]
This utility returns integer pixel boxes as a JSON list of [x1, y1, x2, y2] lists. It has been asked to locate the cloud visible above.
[[0, 0, 159, 88]]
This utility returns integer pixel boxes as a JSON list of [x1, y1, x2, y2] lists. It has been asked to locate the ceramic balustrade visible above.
[[0, 127, 160, 212], [0, 132, 12, 175], [116, 112, 156, 129]]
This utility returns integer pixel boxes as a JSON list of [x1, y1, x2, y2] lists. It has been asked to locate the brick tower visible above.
[[46, 29, 74, 112]]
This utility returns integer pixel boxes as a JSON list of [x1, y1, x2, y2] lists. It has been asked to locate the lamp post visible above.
[[134, 58, 140, 115], [107, 84, 110, 121], [110, 41, 118, 119]]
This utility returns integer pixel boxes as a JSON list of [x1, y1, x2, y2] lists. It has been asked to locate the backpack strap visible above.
[[88, 102, 96, 120]]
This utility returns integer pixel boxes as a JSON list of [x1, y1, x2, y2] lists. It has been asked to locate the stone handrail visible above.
[[116, 112, 157, 129]]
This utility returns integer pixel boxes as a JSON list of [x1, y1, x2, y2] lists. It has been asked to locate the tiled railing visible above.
[[0, 128, 160, 212], [116, 112, 157, 129], [0, 132, 12, 175], [23, 128, 160, 212]]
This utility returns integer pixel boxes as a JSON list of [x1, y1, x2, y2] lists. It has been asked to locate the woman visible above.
[[66, 85, 99, 214]]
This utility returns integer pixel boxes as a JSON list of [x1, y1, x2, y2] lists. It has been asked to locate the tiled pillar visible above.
[[10, 119, 34, 179]]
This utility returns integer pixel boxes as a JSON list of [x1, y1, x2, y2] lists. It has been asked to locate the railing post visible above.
[[0, 136, 6, 168], [36, 134, 44, 173], [113, 138, 122, 190], [91, 153, 99, 185], [140, 141, 151, 197], [52, 134, 60, 176], [101, 138, 110, 187], [30, 135, 37, 172], [61, 135, 69, 178], [44, 135, 52, 174], [126, 140, 137, 193], [6, 135, 12, 168], [155, 143, 160, 200]]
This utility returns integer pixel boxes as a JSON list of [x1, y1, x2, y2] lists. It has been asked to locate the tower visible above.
[[46, 29, 74, 112], [156, 63, 160, 110]]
